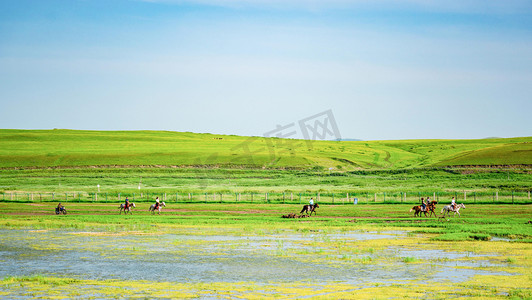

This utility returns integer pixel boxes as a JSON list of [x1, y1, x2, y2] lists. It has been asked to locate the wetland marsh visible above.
[[0, 202, 531, 299]]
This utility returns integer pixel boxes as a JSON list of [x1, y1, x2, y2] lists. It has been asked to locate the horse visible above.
[[410, 205, 427, 217], [410, 201, 438, 217], [426, 201, 438, 217], [149, 202, 166, 214], [300, 203, 319, 216], [119, 202, 135, 214], [441, 203, 466, 217]]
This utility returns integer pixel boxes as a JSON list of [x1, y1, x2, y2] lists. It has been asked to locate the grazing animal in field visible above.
[[282, 213, 297, 218], [119, 202, 135, 214], [149, 201, 166, 214], [441, 203, 466, 217], [300, 203, 319, 216]]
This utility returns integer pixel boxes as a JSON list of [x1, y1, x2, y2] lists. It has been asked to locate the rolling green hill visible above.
[[0, 129, 530, 170]]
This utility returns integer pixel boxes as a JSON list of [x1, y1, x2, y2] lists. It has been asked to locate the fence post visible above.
[[464, 191, 466, 202], [332, 193, 334, 204], [383, 192, 386, 203], [299, 193, 301, 204], [205, 193, 207, 203], [496, 191, 498, 202], [474, 192, 476, 203], [374, 193, 377, 203], [512, 191, 514, 204]]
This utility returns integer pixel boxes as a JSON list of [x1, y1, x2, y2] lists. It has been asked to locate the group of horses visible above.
[[410, 201, 466, 218], [118, 202, 166, 215], [115, 200, 465, 218]]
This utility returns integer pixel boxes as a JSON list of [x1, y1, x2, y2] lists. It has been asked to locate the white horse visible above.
[[118, 202, 135, 214], [441, 203, 465, 217], [149, 202, 166, 214]]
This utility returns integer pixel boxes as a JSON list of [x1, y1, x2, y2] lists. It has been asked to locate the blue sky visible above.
[[1, 0, 531, 140]]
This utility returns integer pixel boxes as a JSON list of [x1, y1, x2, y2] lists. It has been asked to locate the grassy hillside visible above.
[[0, 129, 531, 169]]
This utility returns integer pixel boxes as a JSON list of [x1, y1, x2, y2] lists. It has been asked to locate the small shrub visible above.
[[402, 256, 418, 263]]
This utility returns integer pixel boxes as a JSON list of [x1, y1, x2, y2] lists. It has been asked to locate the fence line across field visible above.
[[1, 190, 531, 204]]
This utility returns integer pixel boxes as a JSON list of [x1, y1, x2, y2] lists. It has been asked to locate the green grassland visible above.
[[1, 129, 531, 169], [0, 129, 531, 194], [1, 203, 530, 241]]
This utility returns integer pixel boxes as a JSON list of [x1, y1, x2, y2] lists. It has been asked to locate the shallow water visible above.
[[0, 229, 512, 285]]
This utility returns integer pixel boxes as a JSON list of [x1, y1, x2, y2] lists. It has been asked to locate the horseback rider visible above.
[[56, 202, 64, 214], [124, 197, 130, 209], [309, 197, 314, 210], [154, 197, 160, 210], [450, 197, 456, 211], [420, 197, 426, 211]]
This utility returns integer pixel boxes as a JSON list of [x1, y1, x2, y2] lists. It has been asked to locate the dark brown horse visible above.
[[300, 203, 319, 216], [426, 201, 438, 217]]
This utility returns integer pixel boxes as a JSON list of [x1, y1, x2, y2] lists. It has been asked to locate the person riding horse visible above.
[[309, 198, 314, 210], [420, 197, 426, 212], [154, 197, 160, 211], [55, 202, 65, 214], [124, 197, 130, 210], [450, 197, 456, 211]]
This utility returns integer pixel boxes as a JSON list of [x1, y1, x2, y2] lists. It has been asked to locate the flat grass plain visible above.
[[0, 129, 531, 194]]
